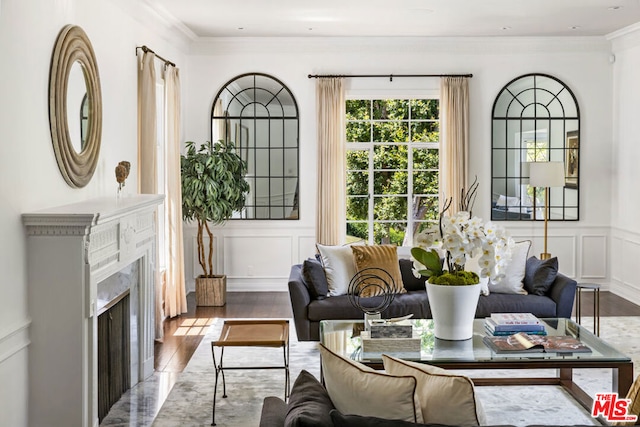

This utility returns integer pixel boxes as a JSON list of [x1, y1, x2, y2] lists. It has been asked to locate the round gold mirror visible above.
[[49, 25, 102, 188]]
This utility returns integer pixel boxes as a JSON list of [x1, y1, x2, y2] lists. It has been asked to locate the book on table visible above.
[[484, 324, 547, 336], [484, 318, 546, 334], [483, 332, 592, 354], [490, 313, 542, 325]]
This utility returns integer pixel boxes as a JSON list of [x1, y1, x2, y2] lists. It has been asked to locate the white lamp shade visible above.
[[529, 161, 565, 187]]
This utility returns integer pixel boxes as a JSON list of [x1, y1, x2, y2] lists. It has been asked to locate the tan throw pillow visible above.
[[350, 245, 406, 297], [382, 354, 486, 426], [318, 344, 423, 423], [317, 243, 362, 296]]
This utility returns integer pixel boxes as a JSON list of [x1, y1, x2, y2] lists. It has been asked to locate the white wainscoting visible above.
[[0, 320, 30, 366], [183, 222, 614, 293], [500, 223, 610, 289], [184, 223, 316, 292], [611, 227, 640, 305]]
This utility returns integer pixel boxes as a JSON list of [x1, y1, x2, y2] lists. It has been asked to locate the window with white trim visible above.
[[346, 98, 440, 246]]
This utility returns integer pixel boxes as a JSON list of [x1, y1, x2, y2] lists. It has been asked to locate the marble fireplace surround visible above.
[[23, 194, 163, 427]]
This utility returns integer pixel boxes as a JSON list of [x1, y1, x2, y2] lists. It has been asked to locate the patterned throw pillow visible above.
[[350, 245, 406, 297]]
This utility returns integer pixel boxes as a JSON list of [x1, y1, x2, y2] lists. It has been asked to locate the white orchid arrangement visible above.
[[411, 180, 514, 285]]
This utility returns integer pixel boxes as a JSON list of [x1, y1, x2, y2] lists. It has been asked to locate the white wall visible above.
[[610, 25, 640, 305], [182, 36, 614, 293], [0, 0, 189, 425]]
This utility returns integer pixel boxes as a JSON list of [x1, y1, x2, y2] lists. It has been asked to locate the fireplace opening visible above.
[[96, 261, 140, 422]]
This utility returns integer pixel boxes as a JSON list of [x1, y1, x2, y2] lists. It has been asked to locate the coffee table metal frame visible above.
[[211, 319, 290, 426], [320, 318, 633, 416]]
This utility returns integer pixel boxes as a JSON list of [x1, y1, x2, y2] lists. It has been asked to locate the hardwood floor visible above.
[[154, 291, 292, 372], [154, 290, 640, 373]]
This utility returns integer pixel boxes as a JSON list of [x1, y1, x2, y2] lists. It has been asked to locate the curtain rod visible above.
[[136, 45, 176, 68], [308, 73, 472, 81]]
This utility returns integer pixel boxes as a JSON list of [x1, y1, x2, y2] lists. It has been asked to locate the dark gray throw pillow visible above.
[[399, 258, 427, 292], [330, 410, 451, 427], [302, 259, 329, 300], [284, 370, 335, 427], [523, 256, 559, 296]]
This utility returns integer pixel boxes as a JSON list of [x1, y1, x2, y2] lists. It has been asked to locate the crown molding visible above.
[[187, 35, 610, 56], [607, 23, 640, 53]]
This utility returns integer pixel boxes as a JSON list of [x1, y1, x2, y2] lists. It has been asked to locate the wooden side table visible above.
[[210, 319, 290, 426], [575, 283, 600, 336]]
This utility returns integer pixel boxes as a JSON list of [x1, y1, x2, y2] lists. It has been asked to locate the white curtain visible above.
[[137, 51, 163, 340], [315, 78, 345, 245], [163, 65, 187, 318], [440, 76, 470, 214], [138, 51, 157, 195]]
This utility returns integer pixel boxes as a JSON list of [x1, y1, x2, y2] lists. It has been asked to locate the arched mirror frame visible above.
[[49, 25, 102, 188], [491, 73, 580, 221], [210, 72, 300, 220]]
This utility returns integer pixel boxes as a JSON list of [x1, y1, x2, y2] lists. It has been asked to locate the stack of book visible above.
[[485, 313, 547, 336]]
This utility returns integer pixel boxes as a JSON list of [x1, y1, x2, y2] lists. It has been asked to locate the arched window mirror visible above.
[[491, 73, 579, 221], [211, 73, 299, 220]]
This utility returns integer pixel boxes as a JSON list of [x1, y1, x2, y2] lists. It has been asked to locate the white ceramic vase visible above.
[[426, 282, 481, 341]]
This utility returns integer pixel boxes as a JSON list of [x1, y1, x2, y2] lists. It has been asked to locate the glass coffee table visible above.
[[320, 318, 633, 412]]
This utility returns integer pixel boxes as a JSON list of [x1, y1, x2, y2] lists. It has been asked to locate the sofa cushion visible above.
[[382, 354, 485, 426], [330, 410, 453, 427], [488, 240, 531, 295], [523, 256, 559, 296], [351, 245, 405, 297], [317, 243, 361, 296], [302, 259, 329, 300], [284, 370, 334, 427], [308, 291, 431, 322], [476, 293, 557, 318], [399, 258, 428, 292], [318, 344, 423, 423]]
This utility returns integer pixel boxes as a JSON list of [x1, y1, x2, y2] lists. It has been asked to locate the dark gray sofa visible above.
[[289, 258, 577, 341]]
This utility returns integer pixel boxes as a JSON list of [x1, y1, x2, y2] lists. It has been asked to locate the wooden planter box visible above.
[[196, 275, 226, 306]]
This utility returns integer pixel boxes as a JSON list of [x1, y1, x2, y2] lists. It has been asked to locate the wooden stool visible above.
[[210, 319, 290, 426], [576, 283, 600, 336]]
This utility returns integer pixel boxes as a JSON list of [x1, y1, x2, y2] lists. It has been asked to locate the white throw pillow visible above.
[[382, 354, 486, 426], [317, 243, 362, 296], [318, 344, 423, 423], [496, 194, 520, 207], [487, 240, 531, 294]]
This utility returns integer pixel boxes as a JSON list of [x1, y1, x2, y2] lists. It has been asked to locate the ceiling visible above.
[[146, 0, 640, 39]]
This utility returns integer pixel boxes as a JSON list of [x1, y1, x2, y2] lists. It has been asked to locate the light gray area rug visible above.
[[149, 317, 640, 427]]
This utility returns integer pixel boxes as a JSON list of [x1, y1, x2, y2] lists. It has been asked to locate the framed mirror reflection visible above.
[[211, 73, 299, 220], [491, 73, 579, 221]]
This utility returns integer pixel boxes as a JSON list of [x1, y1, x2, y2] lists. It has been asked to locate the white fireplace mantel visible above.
[[23, 194, 163, 427]]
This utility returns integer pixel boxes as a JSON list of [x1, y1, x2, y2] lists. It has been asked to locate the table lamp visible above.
[[529, 161, 565, 260]]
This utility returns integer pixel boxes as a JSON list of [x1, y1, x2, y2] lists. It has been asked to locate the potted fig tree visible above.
[[181, 140, 250, 306]]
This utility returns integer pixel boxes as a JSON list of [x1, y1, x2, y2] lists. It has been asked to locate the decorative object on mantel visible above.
[[412, 179, 514, 340], [181, 140, 250, 306], [49, 24, 102, 188], [115, 161, 130, 196]]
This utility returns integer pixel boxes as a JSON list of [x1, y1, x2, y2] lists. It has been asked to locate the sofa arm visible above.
[[548, 272, 577, 318], [288, 265, 313, 341], [259, 396, 287, 427]]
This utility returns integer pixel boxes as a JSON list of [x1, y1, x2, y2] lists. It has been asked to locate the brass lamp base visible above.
[[540, 252, 552, 260]]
